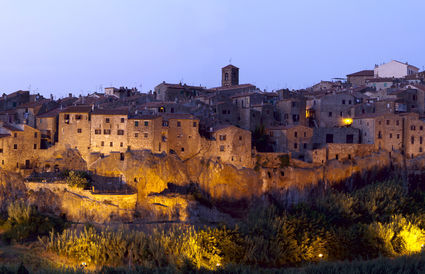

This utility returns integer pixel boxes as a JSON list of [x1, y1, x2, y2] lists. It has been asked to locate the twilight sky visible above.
[[0, 0, 424, 98]]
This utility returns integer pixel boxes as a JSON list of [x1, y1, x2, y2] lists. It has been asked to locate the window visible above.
[[224, 73, 228, 81], [121, 118, 125, 123], [396, 120, 399, 126], [420, 147, 423, 153], [135, 121, 139, 127], [294, 131, 298, 137], [177, 121, 181, 127], [34, 132, 38, 138], [101, 141, 104, 146], [120, 142, 123, 147], [134, 133, 138, 137], [77, 128, 82, 133], [335, 154, 339, 160], [340, 112, 343, 117], [342, 100, 345, 104], [421, 136, 423, 145], [64, 114, 70, 120], [14, 133, 17, 138], [95, 129, 101, 135], [421, 126, 424, 131], [110, 142, 113, 147], [390, 133, 392, 139], [386, 120, 390, 125], [162, 135, 166, 142], [328, 112, 332, 117], [181, 147, 185, 152], [0, 149, 2, 153], [144, 121, 149, 126], [219, 135, 226, 141], [349, 100, 352, 104], [104, 129, 111, 135], [162, 121, 169, 127], [75, 115, 82, 120], [14, 144, 17, 149], [105, 118, 110, 123], [294, 143, 298, 149], [303, 143, 307, 149], [193, 122, 197, 127], [34, 144, 37, 149], [144, 133, 148, 138], [117, 130, 124, 135], [411, 136, 415, 144], [346, 134, 354, 144], [326, 134, 334, 143], [304, 132, 306, 137], [220, 145, 225, 152], [378, 131, 382, 139], [239, 136, 242, 141], [411, 125, 416, 131], [348, 154, 351, 160], [397, 134, 400, 139]]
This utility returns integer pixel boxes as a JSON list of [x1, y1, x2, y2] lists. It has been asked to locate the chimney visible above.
[[69, 93, 72, 98]]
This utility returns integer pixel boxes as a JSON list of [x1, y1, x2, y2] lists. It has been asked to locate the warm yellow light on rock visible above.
[[343, 118, 353, 126]]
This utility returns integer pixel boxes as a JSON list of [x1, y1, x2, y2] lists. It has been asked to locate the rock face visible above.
[[0, 169, 27, 212], [90, 150, 397, 220]]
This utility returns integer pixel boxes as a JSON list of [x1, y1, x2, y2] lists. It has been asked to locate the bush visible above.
[[65, 171, 91, 189], [1, 201, 66, 243]]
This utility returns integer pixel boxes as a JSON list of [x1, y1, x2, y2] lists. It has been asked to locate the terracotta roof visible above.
[[162, 113, 198, 120], [157, 82, 205, 90], [36, 108, 61, 118], [222, 64, 239, 69], [347, 70, 374, 77], [91, 108, 129, 116], [16, 99, 50, 109], [230, 91, 260, 99], [210, 84, 256, 91], [60, 105, 92, 113], [366, 78, 395, 83], [142, 101, 176, 108], [0, 90, 29, 100], [128, 114, 159, 120], [0, 133, 10, 138], [2, 123, 23, 131]]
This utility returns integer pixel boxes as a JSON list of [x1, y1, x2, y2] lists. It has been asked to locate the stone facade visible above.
[[207, 125, 252, 169], [0, 123, 40, 171], [221, 64, 239, 87]]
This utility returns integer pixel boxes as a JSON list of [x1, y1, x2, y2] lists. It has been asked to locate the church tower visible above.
[[221, 64, 239, 87]]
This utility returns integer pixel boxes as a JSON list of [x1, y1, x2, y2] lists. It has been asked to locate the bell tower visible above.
[[221, 64, 239, 87]]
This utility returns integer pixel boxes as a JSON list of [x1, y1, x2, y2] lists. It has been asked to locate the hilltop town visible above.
[[0, 60, 424, 175]]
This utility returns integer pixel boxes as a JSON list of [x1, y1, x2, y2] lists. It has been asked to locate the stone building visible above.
[[36, 108, 60, 148], [127, 114, 164, 153], [154, 82, 206, 102], [403, 114, 425, 158], [163, 114, 201, 160], [315, 93, 357, 127], [0, 122, 40, 171], [312, 126, 360, 148], [276, 93, 307, 127], [222, 64, 239, 87], [208, 124, 252, 169], [374, 60, 419, 78], [347, 70, 374, 87], [90, 109, 129, 155], [58, 105, 92, 159], [266, 125, 313, 160], [0, 90, 30, 111], [365, 78, 395, 90]]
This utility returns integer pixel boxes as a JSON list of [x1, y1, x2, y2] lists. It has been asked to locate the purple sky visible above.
[[0, 0, 424, 98]]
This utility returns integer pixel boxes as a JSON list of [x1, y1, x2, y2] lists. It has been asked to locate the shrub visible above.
[[65, 171, 90, 189]]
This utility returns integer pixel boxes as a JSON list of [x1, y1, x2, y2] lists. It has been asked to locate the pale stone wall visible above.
[[90, 114, 128, 154], [58, 111, 91, 159], [166, 117, 201, 159], [0, 125, 41, 171], [36, 116, 57, 145], [25, 182, 137, 210]]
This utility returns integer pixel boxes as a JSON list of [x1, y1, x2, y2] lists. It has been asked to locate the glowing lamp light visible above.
[[343, 118, 353, 126], [318, 253, 323, 258]]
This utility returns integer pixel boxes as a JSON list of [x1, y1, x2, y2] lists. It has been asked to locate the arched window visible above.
[[224, 73, 229, 81]]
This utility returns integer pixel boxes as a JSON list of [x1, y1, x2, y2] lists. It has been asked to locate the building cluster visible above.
[[0, 60, 425, 172]]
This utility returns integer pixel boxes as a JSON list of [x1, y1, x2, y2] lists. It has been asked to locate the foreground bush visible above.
[[1, 201, 66, 243]]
